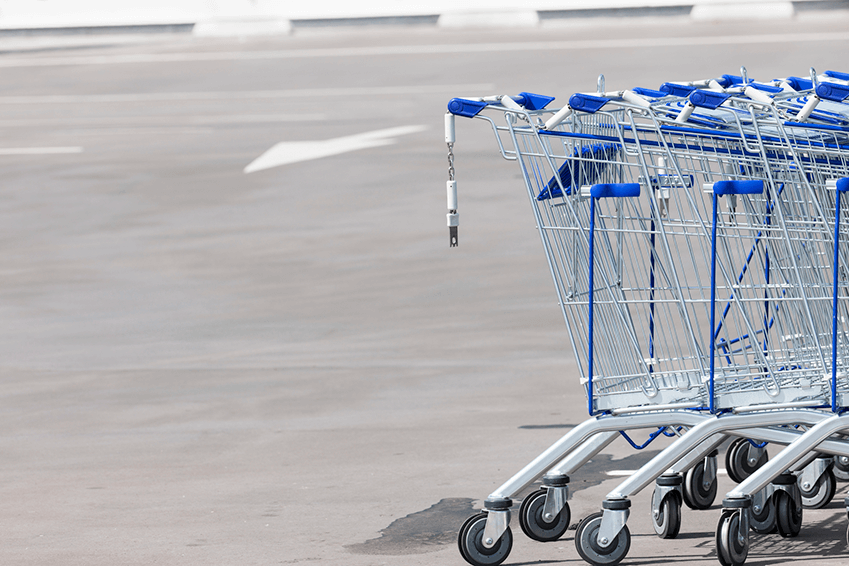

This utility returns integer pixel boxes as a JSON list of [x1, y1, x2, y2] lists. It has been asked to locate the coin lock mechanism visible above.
[[446, 113, 459, 247]]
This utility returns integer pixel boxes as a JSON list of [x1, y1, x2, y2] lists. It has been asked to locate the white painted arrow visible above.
[[244, 125, 427, 174]]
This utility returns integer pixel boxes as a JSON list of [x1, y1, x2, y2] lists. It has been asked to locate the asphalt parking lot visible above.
[[1, 13, 849, 566]]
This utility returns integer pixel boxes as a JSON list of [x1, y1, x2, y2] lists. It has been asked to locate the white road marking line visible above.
[[244, 125, 427, 174], [606, 469, 729, 476], [60, 128, 214, 136], [0, 114, 326, 127], [0, 84, 496, 104], [0, 146, 83, 155], [0, 33, 844, 67]]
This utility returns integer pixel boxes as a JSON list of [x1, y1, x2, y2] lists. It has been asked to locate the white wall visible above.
[[0, 0, 825, 29]]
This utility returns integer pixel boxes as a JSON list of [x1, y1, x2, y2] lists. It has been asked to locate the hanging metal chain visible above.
[[446, 140, 458, 247]]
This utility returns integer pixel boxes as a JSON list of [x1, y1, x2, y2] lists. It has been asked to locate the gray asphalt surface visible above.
[[1, 14, 849, 566]]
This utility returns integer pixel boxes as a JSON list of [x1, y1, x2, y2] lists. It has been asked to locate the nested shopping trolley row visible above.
[[446, 69, 849, 566]]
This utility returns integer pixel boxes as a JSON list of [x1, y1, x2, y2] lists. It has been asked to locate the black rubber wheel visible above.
[[775, 491, 803, 538], [800, 468, 837, 509], [749, 492, 777, 534], [725, 439, 746, 483], [457, 512, 513, 566], [716, 511, 748, 566], [575, 512, 631, 566], [651, 493, 681, 539], [726, 440, 768, 483], [834, 455, 849, 482], [683, 460, 718, 510], [519, 489, 571, 542]]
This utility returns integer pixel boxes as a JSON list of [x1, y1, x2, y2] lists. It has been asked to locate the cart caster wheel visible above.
[[750, 493, 776, 534], [716, 511, 748, 566], [800, 468, 836, 509], [834, 455, 849, 482], [775, 491, 802, 538], [725, 439, 746, 483], [575, 512, 631, 566], [458, 513, 512, 566], [726, 439, 767, 483], [519, 489, 570, 542], [651, 492, 681, 539], [683, 460, 717, 510]]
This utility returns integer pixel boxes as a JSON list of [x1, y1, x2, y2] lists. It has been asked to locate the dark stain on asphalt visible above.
[[347, 448, 664, 555], [346, 497, 475, 555]]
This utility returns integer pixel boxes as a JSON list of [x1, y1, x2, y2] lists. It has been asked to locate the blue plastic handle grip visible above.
[[568, 93, 609, 113], [516, 92, 555, 110], [837, 178, 849, 193], [784, 76, 814, 91], [816, 82, 849, 102], [590, 183, 640, 199], [720, 74, 744, 87], [632, 87, 667, 98], [713, 180, 764, 196], [660, 83, 697, 97], [748, 82, 783, 94], [447, 98, 487, 117], [689, 90, 731, 110], [825, 70, 849, 82]]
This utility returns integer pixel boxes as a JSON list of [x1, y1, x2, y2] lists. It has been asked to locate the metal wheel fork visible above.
[[751, 484, 774, 519], [771, 473, 802, 515], [798, 456, 831, 494], [541, 475, 570, 523], [597, 500, 631, 549], [651, 474, 682, 521], [481, 500, 512, 549]]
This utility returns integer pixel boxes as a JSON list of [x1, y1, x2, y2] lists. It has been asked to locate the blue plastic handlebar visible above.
[[836, 178, 849, 193], [748, 82, 783, 94], [632, 87, 668, 98], [447, 98, 487, 117], [784, 76, 814, 91], [825, 70, 849, 82], [590, 183, 640, 199], [447, 92, 555, 117], [568, 93, 609, 113], [816, 82, 849, 102], [516, 92, 555, 110], [712, 180, 764, 196], [689, 90, 731, 110], [660, 83, 697, 97]]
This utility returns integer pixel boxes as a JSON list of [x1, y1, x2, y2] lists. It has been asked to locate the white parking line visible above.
[[0, 33, 843, 67], [0, 32, 846, 67], [0, 146, 83, 155], [0, 114, 326, 127], [0, 84, 496, 104]]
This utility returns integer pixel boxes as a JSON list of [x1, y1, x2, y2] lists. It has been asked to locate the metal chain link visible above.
[[447, 142, 455, 182]]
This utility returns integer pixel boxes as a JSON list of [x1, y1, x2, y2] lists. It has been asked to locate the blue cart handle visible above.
[[544, 89, 659, 130], [816, 81, 849, 102], [705, 180, 764, 196], [584, 183, 641, 199], [824, 70, 849, 82], [447, 92, 555, 118]]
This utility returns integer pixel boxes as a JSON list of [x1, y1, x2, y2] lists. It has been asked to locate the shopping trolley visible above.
[[674, 73, 849, 564], [446, 74, 849, 566], [447, 87, 731, 566], [560, 73, 849, 566]]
